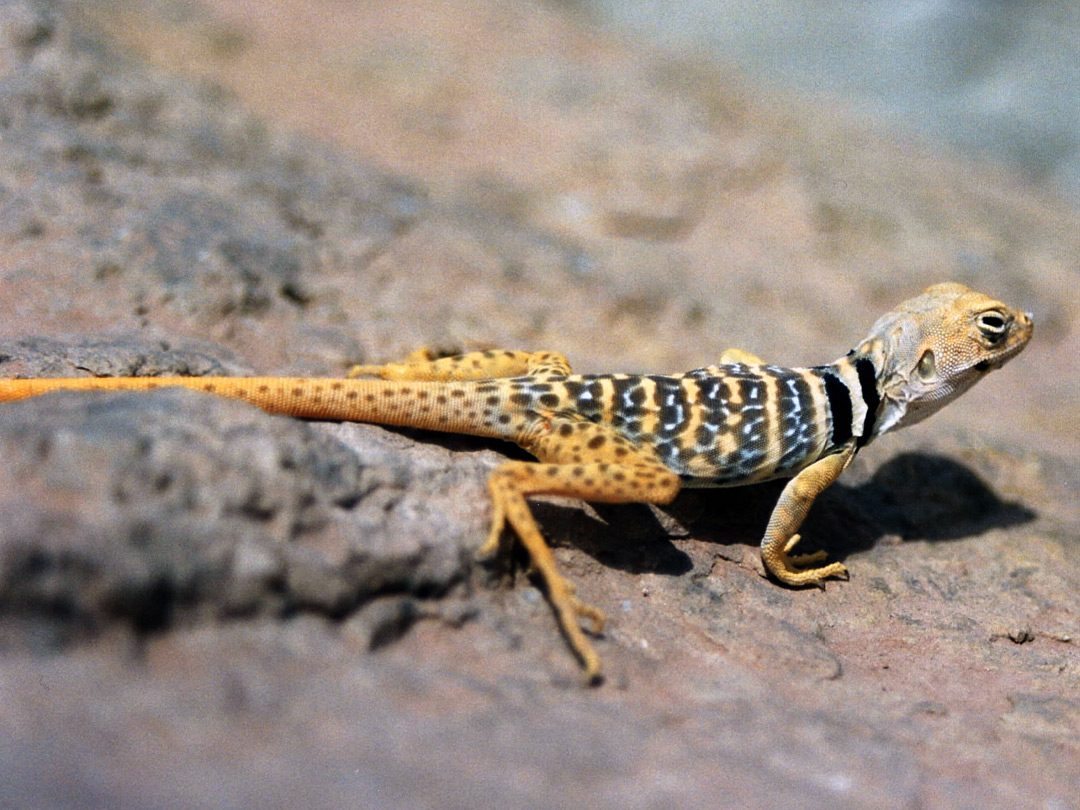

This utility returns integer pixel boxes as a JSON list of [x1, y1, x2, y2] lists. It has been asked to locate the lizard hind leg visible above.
[[483, 418, 681, 682], [348, 349, 571, 381]]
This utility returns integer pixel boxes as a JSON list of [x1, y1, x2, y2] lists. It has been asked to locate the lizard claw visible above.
[[553, 586, 606, 684], [564, 588, 606, 636], [764, 534, 848, 587]]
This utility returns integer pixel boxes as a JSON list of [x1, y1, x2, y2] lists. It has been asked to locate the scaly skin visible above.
[[0, 283, 1033, 682]]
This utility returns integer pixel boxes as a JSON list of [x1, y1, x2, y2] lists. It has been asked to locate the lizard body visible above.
[[0, 283, 1032, 681]]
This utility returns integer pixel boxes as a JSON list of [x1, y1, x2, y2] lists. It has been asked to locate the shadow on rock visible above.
[[517, 451, 1036, 577], [532, 499, 696, 577], [683, 451, 1035, 565], [841, 451, 1036, 543]]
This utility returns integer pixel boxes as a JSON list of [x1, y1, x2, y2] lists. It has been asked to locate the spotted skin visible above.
[[0, 284, 1033, 682]]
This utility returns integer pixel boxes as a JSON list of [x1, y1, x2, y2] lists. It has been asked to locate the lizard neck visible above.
[[818, 350, 883, 449]]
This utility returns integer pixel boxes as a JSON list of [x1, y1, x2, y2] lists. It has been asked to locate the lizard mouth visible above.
[[974, 340, 1028, 373]]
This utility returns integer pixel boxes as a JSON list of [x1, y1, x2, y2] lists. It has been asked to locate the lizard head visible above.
[[853, 282, 1033, 437]]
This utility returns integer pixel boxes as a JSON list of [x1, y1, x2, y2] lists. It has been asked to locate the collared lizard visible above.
[[0, 283, 1032, 681]]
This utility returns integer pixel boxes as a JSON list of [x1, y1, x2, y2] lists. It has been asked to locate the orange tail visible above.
[[0, 376, 519, 440]]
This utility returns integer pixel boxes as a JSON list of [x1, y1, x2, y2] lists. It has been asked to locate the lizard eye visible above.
[[916, 350, 937, 382], [977, 311, 1008, 341]]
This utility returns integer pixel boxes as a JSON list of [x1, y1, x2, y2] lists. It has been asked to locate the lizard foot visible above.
[[547, 575, 606, 684], [763, 533, 849, 587], [479, 488, 606, 683]]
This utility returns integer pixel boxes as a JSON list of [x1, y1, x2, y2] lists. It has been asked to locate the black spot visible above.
[[657, 400, 685, 433], [736, 378, 763, 404], [695, 424, 713, 447], [539, 393, 560, 408], [510, 393, 532, 406], [587, 435, 606, 449], [611, 377, 648, 411]]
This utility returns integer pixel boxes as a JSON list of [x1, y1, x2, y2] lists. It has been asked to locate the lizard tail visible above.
[[0, 376, 520, 440]]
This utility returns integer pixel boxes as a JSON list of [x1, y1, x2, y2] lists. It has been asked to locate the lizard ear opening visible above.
[[916, 349, 937, 382]]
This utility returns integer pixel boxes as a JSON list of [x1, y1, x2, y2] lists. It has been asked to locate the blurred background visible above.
[[589, 0, 1080, 199]]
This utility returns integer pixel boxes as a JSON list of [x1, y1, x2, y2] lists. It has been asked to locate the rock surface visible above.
[[1, 1, 1078, 808]]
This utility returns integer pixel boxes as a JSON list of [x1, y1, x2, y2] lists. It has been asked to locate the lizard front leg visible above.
[[760, 443, 856, 586], [483, 418, 681, 683]]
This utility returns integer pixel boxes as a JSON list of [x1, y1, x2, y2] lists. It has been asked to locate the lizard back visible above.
[[499, 363, 855, 486]]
